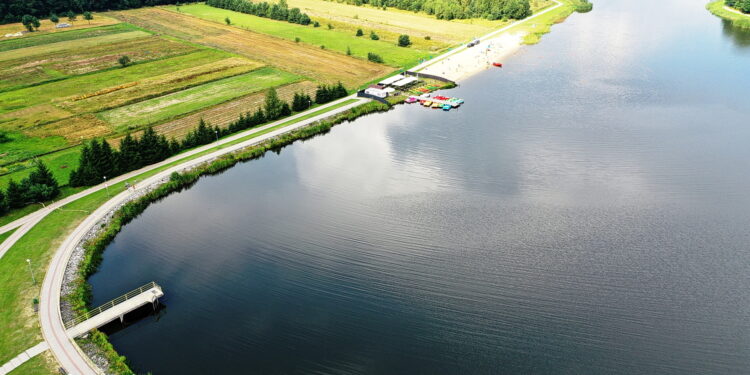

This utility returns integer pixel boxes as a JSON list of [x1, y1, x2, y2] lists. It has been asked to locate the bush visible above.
[[424, 35, 431, 40], [370, 31, 379, 40], [313, 21, 320, 27], [398, 34, 411, 47], [356, 28, 363, 36], [574, 0, 593, 13], [117, 55, 131, 67], [367, 52, 383, 63], [50, 13, 59, 23]]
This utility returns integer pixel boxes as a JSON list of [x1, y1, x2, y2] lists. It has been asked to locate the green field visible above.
[[707, 1, 750, 28], [0, 23, 137, 53], [167, 4, 427, 67], [0, 49, 230, 122], [101, 67, 300, 130]]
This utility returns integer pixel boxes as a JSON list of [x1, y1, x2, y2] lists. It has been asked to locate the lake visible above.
[[89, 0, 750, 373]]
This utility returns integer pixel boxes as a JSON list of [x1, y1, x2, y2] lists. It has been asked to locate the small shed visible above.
[[364, 88, 388, 98]]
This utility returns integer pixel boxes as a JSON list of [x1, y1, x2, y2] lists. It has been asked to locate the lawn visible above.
[[0, 146, 82, 189], [100, 67, 301, 130], [167, 4, 427, 67]]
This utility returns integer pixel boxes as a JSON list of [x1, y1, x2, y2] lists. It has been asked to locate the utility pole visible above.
[[103, 176, 109, 197]]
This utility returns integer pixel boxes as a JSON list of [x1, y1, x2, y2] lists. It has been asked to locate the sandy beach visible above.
[[419, 32, 524, 82]]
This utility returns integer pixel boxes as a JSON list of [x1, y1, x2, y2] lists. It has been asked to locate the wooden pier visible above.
[[65, 281, 164, 338]]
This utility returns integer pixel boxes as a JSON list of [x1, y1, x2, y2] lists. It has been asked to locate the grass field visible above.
[[0, 14, 119, 41], [167, 4, 427, 67], [707, 1, 750, 28], [0, 23, 133, 53], [100, 67, 300, 130], [109, 7, 394, 86], [153, 80, 318, 139], [0, 49, 234, 127], [258, 0, 496, 46], [0, 33, 197, 92]]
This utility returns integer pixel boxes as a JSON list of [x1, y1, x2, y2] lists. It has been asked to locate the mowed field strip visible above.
[[167, 4, 427, 67], [0, 30, 150, 62], [100, 67, 300, 130], [109, 7, 394, 87], [153, 80, 318, 139]]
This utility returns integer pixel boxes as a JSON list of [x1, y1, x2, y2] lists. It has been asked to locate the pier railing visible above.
[[64, 281, 161, 329]]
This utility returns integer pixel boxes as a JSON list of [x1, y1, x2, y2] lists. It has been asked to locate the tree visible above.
[[118, 55, 131, 67], [225, 16, 231, 25], [83, 11, 93, 24], [5, 180, 25, 209], [0, 190, 8, 216], [26, 160, 60, 200], [67, 11, 76, 22], [367, 52, 383, 63], [370, 31, 379, 40], [50, 13, 59, 24], [398, 34, 411, 47], [313, 21, 320, 27], [346, 46, 351, 55], [21, 15, 40, 31], [356, 28, 363, 36], [263, 88, 285, 121]]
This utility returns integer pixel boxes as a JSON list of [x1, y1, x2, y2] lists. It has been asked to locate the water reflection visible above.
[[721, 19, 750, 48]]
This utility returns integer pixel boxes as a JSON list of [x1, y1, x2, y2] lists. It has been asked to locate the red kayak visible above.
[[493, 62, 503, 67]]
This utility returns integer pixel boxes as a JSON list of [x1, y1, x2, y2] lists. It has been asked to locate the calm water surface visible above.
[[89, 0, 750, 373]]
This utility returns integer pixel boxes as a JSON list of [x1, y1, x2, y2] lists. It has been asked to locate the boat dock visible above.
[[65, 281, 164, 338]]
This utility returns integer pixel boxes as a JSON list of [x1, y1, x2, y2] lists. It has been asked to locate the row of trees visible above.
[[205, 0, 312, 25], [68, 84, 347, 188], [0, 162, 60, 215], [19, 11, 92, 31], [327, 0, 531, 20], [1, 0, 179, 24], [726, 0, 750, 13]]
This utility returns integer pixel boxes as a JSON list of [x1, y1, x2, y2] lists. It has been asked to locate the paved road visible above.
[[31, 96, 368, 374]]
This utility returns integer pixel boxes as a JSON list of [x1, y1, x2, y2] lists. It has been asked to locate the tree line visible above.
[[726, 0, 750, 13], [0, 161, 60, 215], [67, 84, 347, 188], [324, 0, 531, 20], [1, 0, 179, 24], [205, 0, 312, 25]]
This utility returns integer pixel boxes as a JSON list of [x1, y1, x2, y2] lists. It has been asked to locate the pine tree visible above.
[[0, 190, 8, 215], [5, 179, 25, 208], [27, 160, 60, 199]]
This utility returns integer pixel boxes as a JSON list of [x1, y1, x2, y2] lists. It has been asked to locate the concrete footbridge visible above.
[[65, 282, 164, 338]]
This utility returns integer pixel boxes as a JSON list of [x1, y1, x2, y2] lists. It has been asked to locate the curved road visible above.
[[29, 96, 368, 374]]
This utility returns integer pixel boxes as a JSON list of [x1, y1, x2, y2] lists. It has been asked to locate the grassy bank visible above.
[[707, 1, 750, 28], [0, 97, 363, 371]]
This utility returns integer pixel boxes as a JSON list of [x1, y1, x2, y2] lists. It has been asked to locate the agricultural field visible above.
[[0, 13, 119, 39], [100, 67, 300, 130], [109, 7, 393, 86], [263, 0, 555, 48], [154, 81, 318, 139], [167, 4, 427, 67]]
